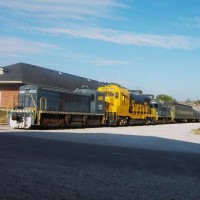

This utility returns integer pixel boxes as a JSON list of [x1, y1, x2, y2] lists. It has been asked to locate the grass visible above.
[[192, 128, 200, 135], [0, 110, 8, 124]]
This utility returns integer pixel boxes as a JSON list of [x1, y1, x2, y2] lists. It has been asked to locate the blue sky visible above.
[[0, 0, 200, 101]]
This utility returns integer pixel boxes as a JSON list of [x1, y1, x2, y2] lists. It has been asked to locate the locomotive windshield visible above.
[[98, 95, 104, 102], [150, 102, 158, 110], [106, 92, 114, 97]]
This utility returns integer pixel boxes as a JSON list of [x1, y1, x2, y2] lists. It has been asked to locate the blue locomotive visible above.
[[9, 85, 105, 128]]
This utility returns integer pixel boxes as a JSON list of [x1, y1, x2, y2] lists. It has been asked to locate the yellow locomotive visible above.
[[98, 84, 157, 126]]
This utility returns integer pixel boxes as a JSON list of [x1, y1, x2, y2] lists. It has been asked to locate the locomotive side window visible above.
[[78, 95, 81, 104], [72, 95, 75, 102], [115, 92, 119, 98], [75, 95, 78, 103], [91, 94, 95, 102], [98, 95, 103, 102], [70, 94, 72, 102], [106, 92, 114, 97], [151, 103, 158, 109], [122, 94, 126, 101], [65, 94, 81, 104], [65, 94, 72, 102], [154, 104, 158, 109]]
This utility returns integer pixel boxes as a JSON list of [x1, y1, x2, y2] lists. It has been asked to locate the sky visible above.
[[0, 0, 200, 101]]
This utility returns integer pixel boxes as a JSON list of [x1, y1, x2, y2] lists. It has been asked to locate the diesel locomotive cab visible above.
[[150, 100, 171, 123], [9, 85, 38, 128]]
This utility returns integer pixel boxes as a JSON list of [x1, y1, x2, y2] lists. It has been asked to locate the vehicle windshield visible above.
[[151, 103, 158, 109]]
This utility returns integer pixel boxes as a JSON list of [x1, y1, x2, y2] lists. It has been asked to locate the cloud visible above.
[[36, 26, 200, 49], [1, 1, 200, 50], [0, 36, 56, 57], [0, 0, 125, 19]]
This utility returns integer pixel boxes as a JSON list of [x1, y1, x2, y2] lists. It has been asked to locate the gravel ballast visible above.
[[1, 123, 200, 153]]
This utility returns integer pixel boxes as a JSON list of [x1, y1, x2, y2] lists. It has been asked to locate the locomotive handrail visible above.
[[37, 97, 47, 125], [29, 94, 37, 113], [23, 94, 37, 120], [39, 97, 47, 111]]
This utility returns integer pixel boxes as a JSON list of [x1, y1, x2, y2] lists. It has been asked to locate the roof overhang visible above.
[[0, 81, 23, 84]]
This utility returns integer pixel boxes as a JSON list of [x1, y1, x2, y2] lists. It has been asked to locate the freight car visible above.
[[194, 109, 200, 122], [9, 85, 105, 128], [171, 103, 194, 122]]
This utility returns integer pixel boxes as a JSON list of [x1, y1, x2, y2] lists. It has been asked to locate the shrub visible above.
[[0, 110, 8, 124]]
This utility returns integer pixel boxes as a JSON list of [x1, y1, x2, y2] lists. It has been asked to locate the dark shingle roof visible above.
[[0, 62, 105, 90]]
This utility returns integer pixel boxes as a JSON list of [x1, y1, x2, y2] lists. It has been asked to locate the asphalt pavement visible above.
[[0, 132, 200, 200]]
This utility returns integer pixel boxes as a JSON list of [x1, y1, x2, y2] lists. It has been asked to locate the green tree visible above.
[[195, 100, 200, 105], [156, 94, 176, 102]]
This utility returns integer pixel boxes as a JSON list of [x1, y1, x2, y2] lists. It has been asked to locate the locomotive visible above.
[[9, 85, 105, 128], [97, 84, 157, 126], [9, 84, 200, 129]]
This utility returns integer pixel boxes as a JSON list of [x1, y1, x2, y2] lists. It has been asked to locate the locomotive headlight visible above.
[[25, 87, 30, 90]]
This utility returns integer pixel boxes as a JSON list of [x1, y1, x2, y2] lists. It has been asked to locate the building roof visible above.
[[0, 62, 105, 90]]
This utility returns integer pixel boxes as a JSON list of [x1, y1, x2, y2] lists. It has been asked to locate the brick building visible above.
[[0, 63, 105, 109]]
